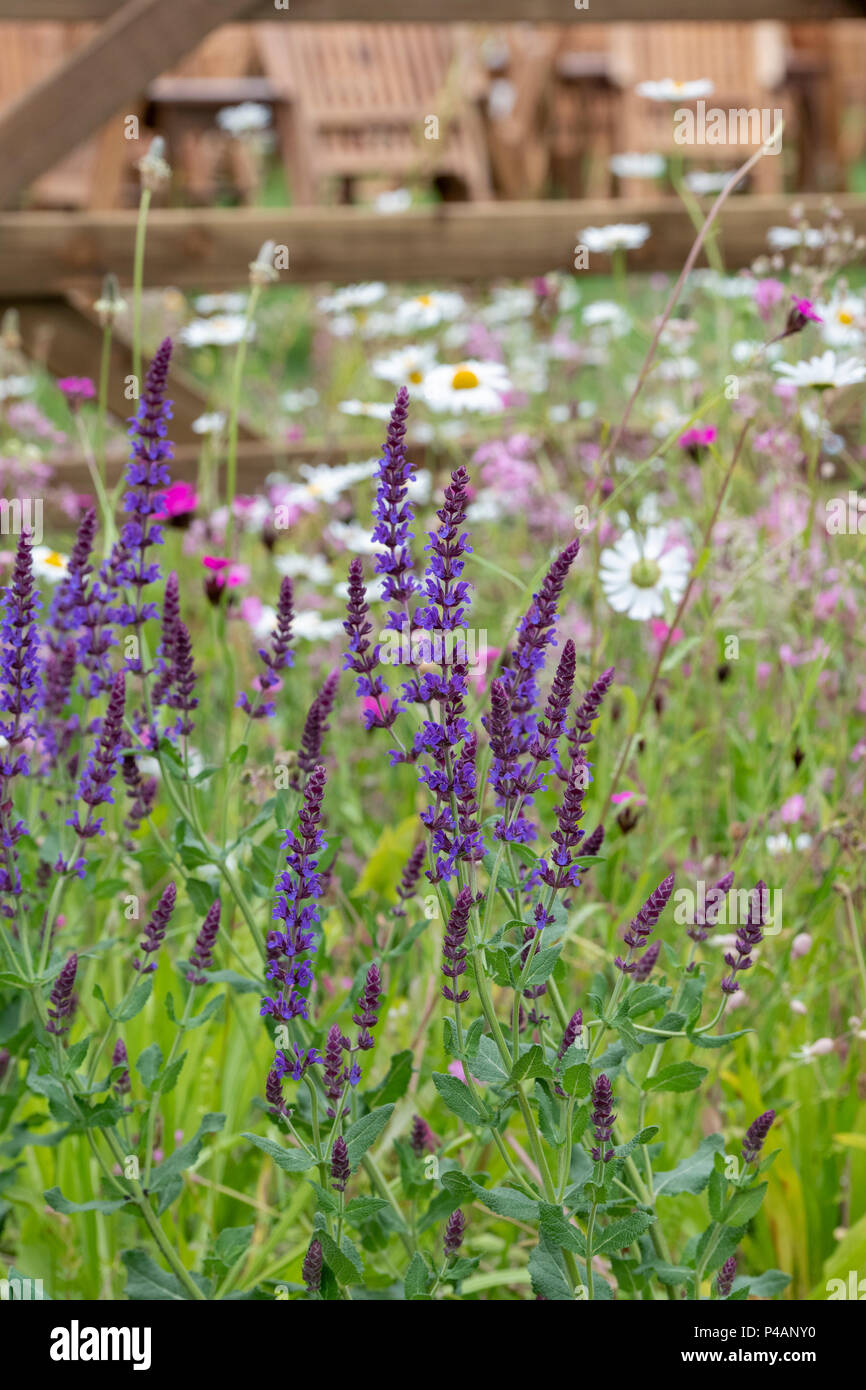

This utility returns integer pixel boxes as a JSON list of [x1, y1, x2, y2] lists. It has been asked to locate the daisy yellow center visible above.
[[630, 557, 661, 589], [451, 367, 480, 391], [408, 369, 424, 384], [838, 310, 853, 325], [416, 295, 432, 306], [44, 551, 65, 569]]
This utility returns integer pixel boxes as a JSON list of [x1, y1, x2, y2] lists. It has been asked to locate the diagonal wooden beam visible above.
[[9, 295, 262, 444], [0, 0, 257, 210]]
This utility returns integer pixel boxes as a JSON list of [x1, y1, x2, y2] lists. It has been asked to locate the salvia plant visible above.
[[0, 343, 791, 1304]]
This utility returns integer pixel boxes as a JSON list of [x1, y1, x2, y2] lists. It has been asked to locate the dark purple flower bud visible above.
[[721, 882, 767, 996], [151, 570, 180, 707], [322, 1022, 352, 1118], [632, 940, 661, 982], [353, 962, 382, 1050], [444, 1208, 465, 1258], [567, 666, 615, 755], [591, 1073, 616, 1163], [742, 1109, 776, 1165], [410, 1114, 437, 1156], [67, 671, 126, 839], [537, 750, 589, 892], [344, 557, 397, 732], [330, 1135, 350, 1193], [716, 1255, 736, 1297], [394, 841, 425, 917], [687, 870, 735, 943], [265, 1066, 287, 1118], [237, 575, 294, 718], [442, 885, 473, 1005], [165, 618, 198, 738], [292, 670, 340, 786], [48, 507, 96, 648], [120, 739, 157, 837], [187, 898, 221, 985], [112, 1037, 131, 1095], [486, 677, 525, 842], [46, 952, 78, 1035], [615, 871, 676, 974], [372, 386, 420, 635], [133, 880, 176, 973], [581, 823, 605, 860], [558, 1010, 583, 1060], [302, 1237, 323, 1292]]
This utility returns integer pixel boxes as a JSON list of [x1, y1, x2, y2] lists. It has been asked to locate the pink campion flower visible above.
[[789, 296, 823, 326], [610, 790, 646, 807], [649, 618, 684, 646], [780, 794, 806, 823], [202, 555, 249, 603], [753, 277, 785, 322], [678, 425, 717, 456], [155, 479, 197, 521], [57, 376, 96, 411]]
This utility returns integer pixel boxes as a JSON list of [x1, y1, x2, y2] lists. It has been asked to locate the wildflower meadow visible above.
[[0, 137, 865, 1339]]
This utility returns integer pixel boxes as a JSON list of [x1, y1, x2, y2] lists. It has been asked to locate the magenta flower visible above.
[[155, 480, 197, 521], [58, 377, 96, 412], [753, 277, 785, 322], [678, 425, 717, 454]]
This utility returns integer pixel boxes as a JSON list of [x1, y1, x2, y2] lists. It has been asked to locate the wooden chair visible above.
[[0, 22, 136, 209], [549, 26, 618, 198], [254, 22, 492, 204], [607, 23, 793, 196]]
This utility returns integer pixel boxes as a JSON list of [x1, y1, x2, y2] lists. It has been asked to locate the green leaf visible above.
[[122, 1250, 209, 1301], [93, 978, 152, 1023], [643, 1061, 708, 1093], [539, 1202, 586, 1255], [136, 1042, 163, 1090], [344, 1196, 389, 1224], [708, 1168, 726, 1221], [464, 1034, 509, 1085], [43, 1186, 128, 1215], [149, 1113, 225, 1213], [344, 1104, 394, 1167], [613, 1125, 660, 1159], [213, 1225, 254, 1266], [510, 1044, 552, 1083], [404, 1251, 430, 1300], [318, 1230, 362, 1286], [432, 1072, 485, 1126], [521, 945, 562, 990], [627, 984, 672, 1018], [688, 1027, 752, 1049], [594, 1210, 655, 1254], [733, 1268, 790, 1298], [528, 1243, 572, 1301], [722, 1182, 767, 1227], [654, 1135, 725, 1196], [370, 1050, 413, 1105], [243, 1132, 315, 1174], [164, 991, 224, 1031]]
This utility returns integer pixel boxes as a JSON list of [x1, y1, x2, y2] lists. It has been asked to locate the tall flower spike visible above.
[[393, 841, 425, 917], [441, 885, 473, 1005], [187, 898, 221, 984], [112, 1037, 131, 1095], [344, 556, 397, 733], [237, 575, 294, 718], [353, 962, 383, 1052], [581, 824, 605, 859], [133, 881, 177, 973], [293, 670, 340, 786], [615, 871, 676, 974], [590, 1073, 616, 1163], [263, 764, 328, 1028], [686, 870, 735, 944], [721, 882, 767, 995], [537, 749, 590, 893], [372, 386, 419, 636], [566, 666, 615, 758], [0, 529, 43, 767], [322, 1023, 352, 1119], [716, 1256, 737, 1298], [165, 618, 198, 738], [67, 671, 126, 840], [631, 939, 661, 982], [265, 1067, 287, 1118], [410, 1114, 437, 1156], [48, 507, 96, 649], [742, 1108, 776, 1164], [151, 569, 180, 707], [46, 953, 78, 1035], [112, 338, 174, 642]]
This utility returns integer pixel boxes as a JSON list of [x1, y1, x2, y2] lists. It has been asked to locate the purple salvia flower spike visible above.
[[615, 871, 676, 975], [590, 1073, 617, 1163], [187, 898, 221, 984], [46, 952, 78, 1035], [133, 881, 177, 973], [742, 1108, 776, 1164]]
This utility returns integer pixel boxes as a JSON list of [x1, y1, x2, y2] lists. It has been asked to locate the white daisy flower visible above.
[[766, 226, 824, 251], [580, 223, 651, 254], [317, 282, 387, 315], [818, 294, 865, 349], [609, 152, 666, 179], [281, 387, 319, 412], [636, 78, 715, 101], [480, 287, 537, 325], [31, 546, 69, 584], [422, 360, 511, 414], [371, 344, 438, 387], [684, 169, 730, 195], [374, 187, 411, 214], [338, 399, 394, 421], [295, 459, 379, 505], [655, 356, 700, 382], [582, 300, 632, 337], [765, 833, 793, 856], [216, 102, 271, 135], [392, 291, 466, 333], [600, 526, 690, 621], [773, 351, 866, 390], [292, 611, 344, 643], [191, 411, 227, 435], [273, 552, 334, 585], [180, 315, 253, 348], [193, 292, 248, 316]]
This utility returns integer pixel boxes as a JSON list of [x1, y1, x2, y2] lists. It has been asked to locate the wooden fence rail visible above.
[[1, 196, 862, 296]]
